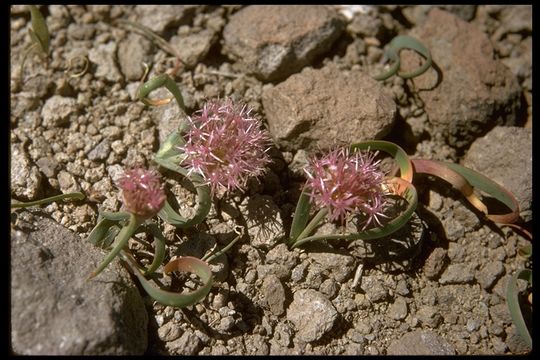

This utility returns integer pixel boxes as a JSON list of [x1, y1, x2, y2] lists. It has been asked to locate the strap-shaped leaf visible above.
[[351, 140, 413, 183], [412, 159, 520, 224], [374, 35, 432, 81], [291, 177, 418, 248], [289, 188, 313, 243], [29, 5, 49, 55], [506, 269, 532, 349], [144, 222, 168, 275], [121, 252, 213, 308], [86, 217, 119, 249], [137, 73, 185, 111], [11, 192, 85, 209]]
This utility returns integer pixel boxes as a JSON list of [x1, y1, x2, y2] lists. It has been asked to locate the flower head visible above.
[[179, 98, 272, 196], [117, 167, 166, 219], [304, 147, 388, 229]]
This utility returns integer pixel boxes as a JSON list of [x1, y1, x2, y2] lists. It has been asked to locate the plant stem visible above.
[[87, 213, 142, 279], [11, 192, 85, 208]]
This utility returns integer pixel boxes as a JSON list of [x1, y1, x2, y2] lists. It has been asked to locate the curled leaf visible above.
[[412, 159, 520, 224], [137, 73, 185, 111], [351, 140, 413, 183], [144, 222, 167, 276], [121, 252, 213, 308], [373, 35, 432, 81]]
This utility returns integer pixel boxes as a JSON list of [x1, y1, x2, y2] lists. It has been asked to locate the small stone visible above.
[[439, 263, 475, 284], [388, 297, 408, 321], [243, 195, 285, 249], [88, 42, 122, 83], [361, 276, 388, 302], [308, 245, 356, 282], [475, 261, 505, 290], [261, 274, 286, 316], [57, 170, 81, 194], [157, 322, 183, 342], [319, 278, 338, 299], [87, 139, 111, 161], [387, 330, 455, 355], [416, 305, 443, 328], [117, 34, 153, 81], [287, 289, 338, 342], [166, 330, 202, 355], [423, 248, 447, 279], [466, 319, 480, 333], [11, 145, 42, 200], [41, 96, 78, 128]]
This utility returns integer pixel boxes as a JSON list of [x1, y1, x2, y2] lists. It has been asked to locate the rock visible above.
[[462, 126, 532, 222], [319, 278, 338, 299], [223, 5, 345, 82], [388, 297, 408, 321], [272, 322, 293, 347], [475, 261, 505, 290], [170, 29, 216, 69], [244, 334, 270, 355], [135, 5, 197, 35], [416, 305, 443, 328], [57, 170, 81, 194], [262, 65, 396, 151], [11, 144, 42, 200], [402, 5, 477, 24], [10, 215, 147, 355], [153, 103, 188, 147], [117, 34, 154, 81], [87, 139, 111, 161], [423, 248, 447, 279], [41, 95, 79, 128], [489, 303, 512, 326], [157, 322, 183, 342], [307, 244, 356, 282], [88, 42, 123, 83], [403, 8, 522, 150], [264, 243, 298, 276], [243, 195, 285, 249], [166, 330, 202, 355], [360, 276, 388, 302], [287, 289, 338, 342], [505, 325, 532, 354], [386, 330, 455, 355], [261, 274, 287, 316], [439, 263, 475, 284], [36, 156, 60, 178]]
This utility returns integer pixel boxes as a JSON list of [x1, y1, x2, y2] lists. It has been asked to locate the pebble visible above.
[[476, 261, 505, 290], [261, 274, 286, 316], [41, 95, 78, 128], [361, 276, 388, 302], [416, 305, 443, 328], [388, 297, 408, 321], [87, 139, 111, 161], [423, 248, 447, 279], [439, 264, 475, 284], [386, 330, 456, 355]]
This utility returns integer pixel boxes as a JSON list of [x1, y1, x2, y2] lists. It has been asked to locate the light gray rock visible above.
[[287, 289, 338, 342], [388, 297, 408, 321], [157, 322, 183, 343], [11, 144, 42, 200], [386, 330, 455, 355], [87, 139, 111, 161], [117, 34, 154, 81], [307, 244, 356, 282], [223, 5, 345, 81], [462, 126, 532, 222], [11, 214, 147, 355], [360, 276, 389, 302], [41, 95, 79, 128], [166, 330, 202, 355], [262, 65, 396, 151], [88, 42, 123, 83], [416, 305, 443, 328], [135, 5, 197, 35], [439, 263, 475, 284], [403, 8, 522, 150], [170, 29, 217, 69]]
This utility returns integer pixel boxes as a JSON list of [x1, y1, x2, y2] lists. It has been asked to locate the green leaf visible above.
[[86, 217, 119, 249], [289, 189, 313, 243], [373, 35, 432, 81], [158, 182, 211, 228], [144, 222, 168, 276], [29, 5, 49, 55], [11, 192, 85, 209], [121, 252, 213, 308], [137, 73, 185, 111], [506, 269, 532, 349]]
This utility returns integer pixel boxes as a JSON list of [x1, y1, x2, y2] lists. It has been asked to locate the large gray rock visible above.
[[462, 126, 532, 222], [402, 8, 522, 150], [223, 5, 345, 82], [262, 65, 396, 151], [287, 289, 338, 343], [11, 214, 148, 355]]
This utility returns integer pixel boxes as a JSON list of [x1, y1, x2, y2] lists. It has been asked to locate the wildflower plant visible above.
[[19, 5, 50, 82], [289, 140, 524, 249]]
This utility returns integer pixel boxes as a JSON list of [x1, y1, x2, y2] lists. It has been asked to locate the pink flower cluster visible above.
[[304, 147, 387, 229], [179, 99, 272, 196], [117, 168, 166, 219]]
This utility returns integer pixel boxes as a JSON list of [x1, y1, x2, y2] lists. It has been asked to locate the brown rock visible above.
[[262, 65, 396, 151]]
